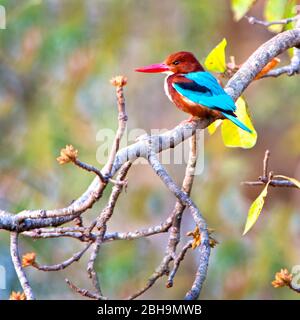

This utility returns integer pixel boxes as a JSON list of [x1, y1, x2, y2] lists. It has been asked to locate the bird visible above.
[[135, 51, 252, 133]]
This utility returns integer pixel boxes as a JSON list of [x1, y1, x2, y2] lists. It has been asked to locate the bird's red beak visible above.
[[135, 62, 170, 73]]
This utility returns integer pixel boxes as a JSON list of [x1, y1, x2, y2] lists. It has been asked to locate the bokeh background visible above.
[[0, 0, 299, 299]]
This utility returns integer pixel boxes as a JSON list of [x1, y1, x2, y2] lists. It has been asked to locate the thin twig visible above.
[[65, 278, 106, 300], [85, 77, 129, 297], [245, 15, 299, 27], [105, 77, 128, 176], [22, 230, 90, 241], [242, 150, 300, 188], [74, 159, 107, 183], [74, 159, 125, 186], [262, 14, 300, 78], [33, 242, 92, 271], [242, 179, 299, 188], [10, 232, 35, 300], [86, 235, 103, 296], [263, 149, 270, 179], [166, 242, 193, 288], [86, 162, 132, 296]]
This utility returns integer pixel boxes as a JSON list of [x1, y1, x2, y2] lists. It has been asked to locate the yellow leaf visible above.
[[221, 97, 257, 149], [264, 0, 288, 33], [284, 0, 297, 57], [243, 181, 270, 235], [284, 0, 297, 31], [273, 175, 300, 188], [204, 38, 227, 73], [208, 119, 222, 135], [231, 0, 257, 21]]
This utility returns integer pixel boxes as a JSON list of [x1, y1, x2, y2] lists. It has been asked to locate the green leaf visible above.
[[264, 0, 288, 33], [284, 0, 297, 30], [204, 38, 227, 73], [283, 0, 297, 57], [221, 97, 257, 149], [243, 181, 270, 235], [231, 0, 257, 21], [273, 175, 300, 188], [208, 119, 222, 135]]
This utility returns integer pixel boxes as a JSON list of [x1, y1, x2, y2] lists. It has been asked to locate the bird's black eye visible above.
[[173, 60, 180, 65]]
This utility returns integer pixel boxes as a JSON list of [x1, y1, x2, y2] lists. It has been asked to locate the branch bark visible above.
[[10, 233, 35, 300]]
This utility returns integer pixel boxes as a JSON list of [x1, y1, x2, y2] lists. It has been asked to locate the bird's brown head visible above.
[[164, 51, 204, 73], [135, 51, 204, 74]]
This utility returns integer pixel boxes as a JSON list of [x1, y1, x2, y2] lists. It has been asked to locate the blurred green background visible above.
[[0, 0, 299, 299]]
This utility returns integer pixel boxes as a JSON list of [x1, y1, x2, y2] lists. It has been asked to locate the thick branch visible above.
[[226, 28, 300, 100]]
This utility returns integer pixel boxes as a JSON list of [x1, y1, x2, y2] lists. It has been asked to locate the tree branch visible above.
[[146, 144, 210, 300], [127, 134, 198, 299], [226, 28, 300, 99], [33, 242, 92, 271], [242, 150, 300, 188], [245, 15, 299, 27], [10, 233, 35, 300]]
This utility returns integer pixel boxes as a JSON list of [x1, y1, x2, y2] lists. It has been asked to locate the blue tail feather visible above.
[[221, 112, 252, 133]]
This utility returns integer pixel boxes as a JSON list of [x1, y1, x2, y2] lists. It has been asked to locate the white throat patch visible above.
[[164, 74, 173, 102]]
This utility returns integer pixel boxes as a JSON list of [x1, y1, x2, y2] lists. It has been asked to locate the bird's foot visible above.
[[180, 116, 199, 126]]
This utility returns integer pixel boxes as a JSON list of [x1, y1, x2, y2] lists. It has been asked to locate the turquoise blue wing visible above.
[[223, 112, 252, 133], [172, 71, 236, 113]]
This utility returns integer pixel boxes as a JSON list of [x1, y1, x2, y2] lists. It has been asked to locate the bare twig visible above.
[[105, 76, 128, 176], [86, 235, 103, 296], [104, 220, 173, 241], [263, 149, 270, 179], [242, 150, 300, 188], [84, 77, 129, 297], [86, 163, 131, 294], [262, 14, 300, 78], [74, 159, 108, 183], [86, 143, 131, 296], [10, 233, 35, 300], [245, 15, 299, 27], [33, 242, 92, 271], [166, 241, 193, 288], [74, 158, 126, 186], [22, 219, 173, 242], [242, 179, 299, 188], [65, 278, 106, 300], [22, 230, 89, 241]]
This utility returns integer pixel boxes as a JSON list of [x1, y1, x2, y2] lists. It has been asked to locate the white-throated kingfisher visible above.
[[135, 51, 251, 133]]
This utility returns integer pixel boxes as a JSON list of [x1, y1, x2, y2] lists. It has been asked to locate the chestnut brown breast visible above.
[[165, 74, 224, 119]]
